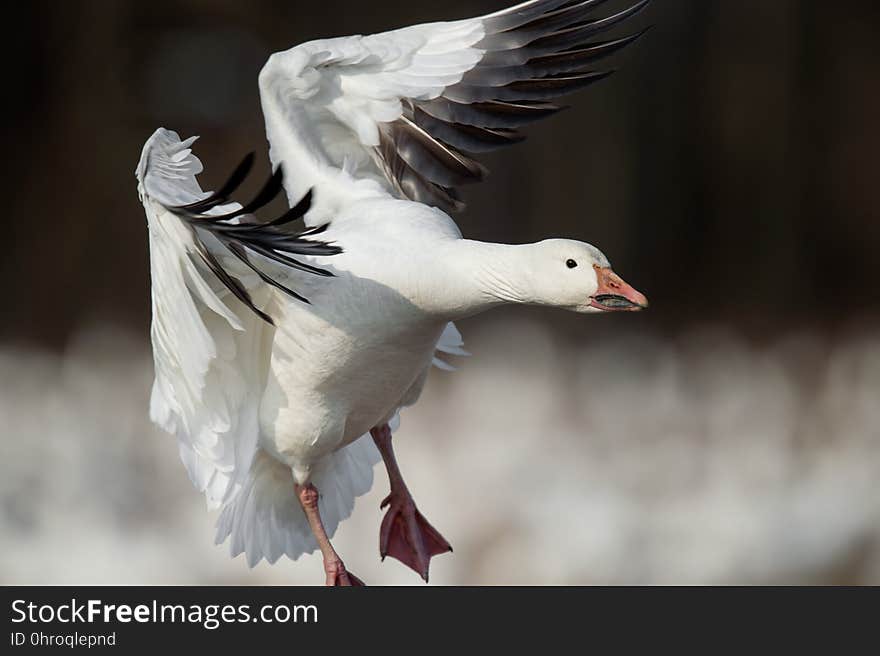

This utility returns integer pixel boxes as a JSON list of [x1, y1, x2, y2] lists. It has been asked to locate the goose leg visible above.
[[371, 424, 452, 582], [295, 483, 364, 586]]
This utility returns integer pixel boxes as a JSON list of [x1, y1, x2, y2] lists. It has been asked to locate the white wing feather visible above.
[[137, 128, 270, 509]]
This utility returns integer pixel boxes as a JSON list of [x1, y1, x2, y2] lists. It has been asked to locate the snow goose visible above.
[[137, 0, 651, 585]]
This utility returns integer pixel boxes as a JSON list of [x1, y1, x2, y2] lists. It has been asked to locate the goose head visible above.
[[524, 239, 648, 314]]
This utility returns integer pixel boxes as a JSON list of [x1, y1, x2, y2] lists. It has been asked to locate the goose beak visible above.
[[589, 265, 649, 312]]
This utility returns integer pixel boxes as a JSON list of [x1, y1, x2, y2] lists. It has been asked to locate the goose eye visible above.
[[566, 259, 578, 269]]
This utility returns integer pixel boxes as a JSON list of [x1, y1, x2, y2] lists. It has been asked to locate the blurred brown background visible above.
[[2, 1, 879, 584]]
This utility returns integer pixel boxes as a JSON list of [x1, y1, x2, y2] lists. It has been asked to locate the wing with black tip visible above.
[[259, 0, 651, 215], [135, 128, 339, 509]]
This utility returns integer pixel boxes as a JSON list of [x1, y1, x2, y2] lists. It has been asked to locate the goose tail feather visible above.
[[215, 436, 382, 567]]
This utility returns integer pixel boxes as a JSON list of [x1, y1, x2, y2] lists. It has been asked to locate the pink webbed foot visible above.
[[379, 493, 452, 582]]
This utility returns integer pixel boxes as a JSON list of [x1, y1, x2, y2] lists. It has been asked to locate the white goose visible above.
[[137, 0, 651, 585]]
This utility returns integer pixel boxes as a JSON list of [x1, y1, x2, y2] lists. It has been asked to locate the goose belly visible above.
[[258, 303, 444, 472]]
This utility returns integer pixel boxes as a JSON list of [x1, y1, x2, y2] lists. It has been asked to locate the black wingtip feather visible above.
[[209, 166, 285, 221], [194, 239, 275, 325], [172, 152, 255, 213], [224, 242, 312, 305], [164, 155, 339, 322]]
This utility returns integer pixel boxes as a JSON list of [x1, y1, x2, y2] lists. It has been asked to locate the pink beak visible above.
[[589, 265, 649, 312]]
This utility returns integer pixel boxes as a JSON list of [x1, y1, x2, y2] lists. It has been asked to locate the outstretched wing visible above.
[[136, 128, 338, 508], [259, 0, 650, 216]]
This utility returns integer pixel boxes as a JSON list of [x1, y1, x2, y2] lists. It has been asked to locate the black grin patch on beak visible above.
[[592, 294, 643, 310]]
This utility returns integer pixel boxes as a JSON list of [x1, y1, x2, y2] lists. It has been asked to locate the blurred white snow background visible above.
[[2, 318, 879, 585]]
